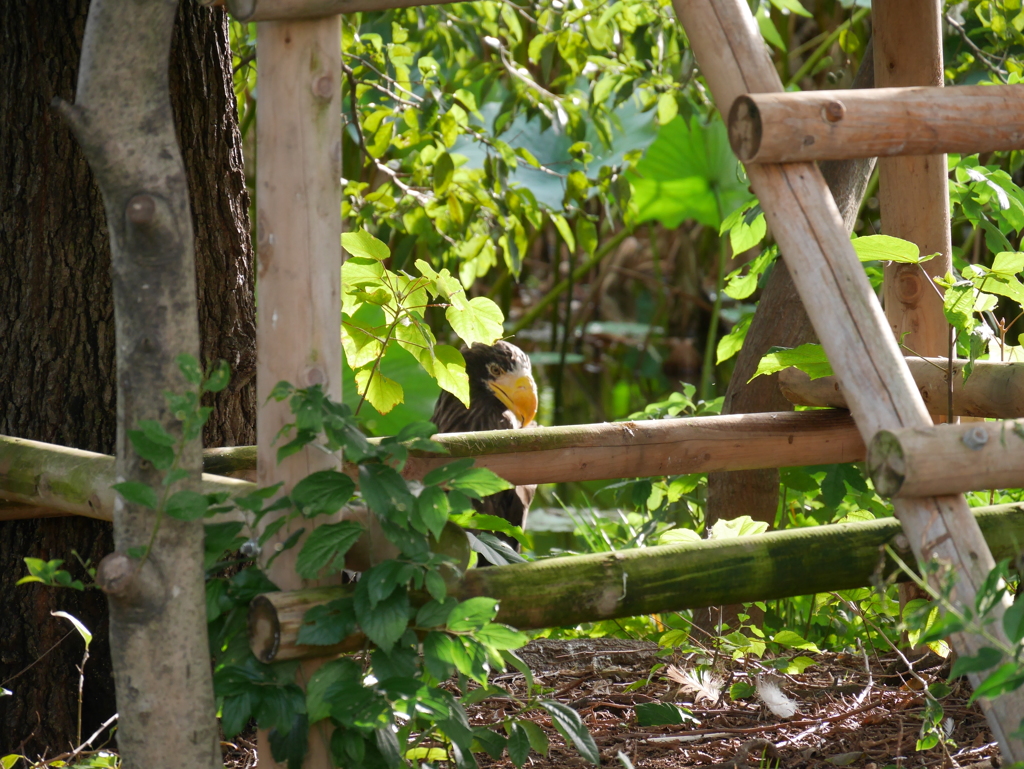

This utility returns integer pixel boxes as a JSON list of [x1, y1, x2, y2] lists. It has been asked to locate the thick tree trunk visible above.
[[0, 2, 254, 756]]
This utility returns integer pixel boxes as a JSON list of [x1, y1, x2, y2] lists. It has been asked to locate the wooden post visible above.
[[779, 359, 1024, 419], [670, 0, 1024, 757], [255, 16, 341, 769], [868, 420, 1024, 497], [875, 0, 953, 375], [728, 85, 1024, 164]]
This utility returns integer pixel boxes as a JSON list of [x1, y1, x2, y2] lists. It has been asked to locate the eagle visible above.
[[430, 341, 538, 561]]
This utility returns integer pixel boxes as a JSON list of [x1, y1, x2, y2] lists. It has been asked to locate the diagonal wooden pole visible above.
[[670, 0, 1024, 757]]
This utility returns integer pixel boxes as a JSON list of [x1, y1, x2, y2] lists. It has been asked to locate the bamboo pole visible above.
[[226, 0, 455, 21], [671, 0, 1024, 757], [728, 85, 1024, 164], [779, 360, 1024, 419], [250, 502, 1024, 662], [868, 421, 1024, 498], [255, 15, 342, 769]]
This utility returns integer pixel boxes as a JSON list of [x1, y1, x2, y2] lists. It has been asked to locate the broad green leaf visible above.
[[750, 343, 833, 381], [417, 485, 451, 541], [165, 490, 209, 521], [635, 702, 692, 726], [772, 630, 821, 653], [770, 0, 812, 17], [354, 584, 410, 653], [576, 217, 598, 257], [851, 234, 927, 264], [295, 521, 364, 579], [297, 599, 358, 647], [717, 314, 752, 364], [342, 231, 390, 261], [433, 152, 455, 196], [519, 720, 549, 756], [431, 345, 470, 407], [291, 470, 355, 518], [306, 658, 361, 723], [342, 318, 385, 369], [51, 610, 92, 648], [446, 296, 504, 347], [448, 467, 514, 498], [552, 214, 575, 252], [358, 463, 415, 521], [506, 721, 531, 768], [656, 92, 678, 125], [447, 597, 499, 632], [354, 369, 404, 415], [709, 515, 769, 538], [950, 646, 1003, 679], [539, 700, 599, 764], [126, 429, 174, 470], [112, 481, 158, 510], [474, 623, 528, 650], [423, 457, 476, 486], [969, 661, 1024, 702], [756, 5, 787, 51]]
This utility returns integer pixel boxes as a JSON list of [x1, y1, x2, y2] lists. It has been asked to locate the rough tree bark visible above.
[[0, 1, 254, 757]]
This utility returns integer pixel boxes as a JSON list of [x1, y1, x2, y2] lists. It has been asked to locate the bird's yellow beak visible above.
[[488, 373, 538, 427]]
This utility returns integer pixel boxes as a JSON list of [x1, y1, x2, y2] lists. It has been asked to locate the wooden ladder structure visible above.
[[51, 0, 1024, 764]]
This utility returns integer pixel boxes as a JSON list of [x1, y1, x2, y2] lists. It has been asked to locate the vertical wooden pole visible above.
[[255, 17, 341, 769], [875, 1, 952, 371]]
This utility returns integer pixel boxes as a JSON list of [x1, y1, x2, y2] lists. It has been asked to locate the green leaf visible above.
[[709, 515, 769, 539], [772, 630, 821, 653], [295, 522, 364, 579], [474, 623, 528, 650], [297, 599, 357, 647], [635, 702, 692, 726], [51, 610, 92, 648], [431, 345, 470, 408], [291, 470, 355, 518], [358, 463, 415, 521], [433, 152, 455, 196], [354, 369, 404, 415], [717, 314, 751, 364], [552, 214, 575, 252], [165, 490, 209, 521], [576, 217, 598, 257], [750, 343, 832, 381], [126, 428, 175, 470], [539, 700, 599, 764], [446, 296, 504, 347], [423, 457, 476, 486], [770, 0, 812, 17], [203, 359, 231, 393], [417, 485, 451, 541], [730, 681, 756, 699], [306, 658, 361, 723], [851, 234, 927, 264], [447, 597, 498, 632], [656, 92, 678, 125], [112, 481, 158, 510], [448, 467, 514, 498], [507, 721, 531, 768], [519, 720, 549, 756], [969, 661, 1024, 702], [342, 230, 390, 261], [1006, 597, 1024, 645], [950, 646, 1003, 679], [356, 586, 410, 653]]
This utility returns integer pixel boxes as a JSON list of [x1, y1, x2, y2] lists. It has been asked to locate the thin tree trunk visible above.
[[0, 1, 254, 756]]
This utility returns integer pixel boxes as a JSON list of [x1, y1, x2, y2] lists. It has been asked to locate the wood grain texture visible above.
[[255, 16, 342, 769], [672, 0, 1024, 756], [729, 85, 1024, 163], [780, 359, 1024, 419], [869, 420, 1024, 497], [228, 0, 457, 20], [875, 0, 953, 366]]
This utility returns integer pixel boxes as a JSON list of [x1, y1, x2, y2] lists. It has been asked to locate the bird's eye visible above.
[[487, 362, 503, 378]]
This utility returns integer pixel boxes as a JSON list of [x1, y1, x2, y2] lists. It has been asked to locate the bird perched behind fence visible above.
[[430, 341, 538, 558]]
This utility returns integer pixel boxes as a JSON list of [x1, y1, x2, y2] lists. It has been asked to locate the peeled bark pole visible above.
[[225, 0, 454, 21], [672, 0, 1024, 757], [254, 15, 342, 769], [251, 503, 1024, 662], [868, 421, 1024, 497], [54, 0, 221, 766], [729, 85, 1024, 164], [779, 360, 1024, 419], [405, 410, 864, 484]]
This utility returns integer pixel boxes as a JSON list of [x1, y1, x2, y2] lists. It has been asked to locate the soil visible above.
[[219, 638, 999, 769]]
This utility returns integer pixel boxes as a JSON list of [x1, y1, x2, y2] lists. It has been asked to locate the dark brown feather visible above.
[[430, 342, 536, 538]]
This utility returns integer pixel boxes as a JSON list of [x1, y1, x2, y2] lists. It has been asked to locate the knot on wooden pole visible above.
[[96, 551, 168, 614]]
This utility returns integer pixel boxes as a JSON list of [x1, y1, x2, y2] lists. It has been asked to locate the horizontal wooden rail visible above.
[[728, 85, 1024, 164], [0, 411, 865, 521], [403, 410, 865, 484], [250, 502, 1024, 662], [224, 0, 454, 21], [868, 420, 1024, 497], [779, 359, 1024, 419]]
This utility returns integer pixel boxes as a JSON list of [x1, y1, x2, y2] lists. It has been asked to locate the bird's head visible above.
[[464, 341, 538, 428]]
